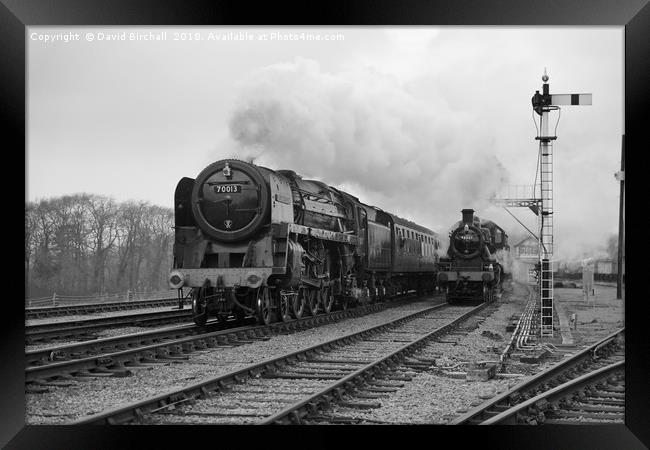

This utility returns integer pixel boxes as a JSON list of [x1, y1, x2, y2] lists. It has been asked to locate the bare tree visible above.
[[26, 195, 174, 298], [87, 195, 119, 294]]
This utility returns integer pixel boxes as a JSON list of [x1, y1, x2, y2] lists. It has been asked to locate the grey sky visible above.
[[27, 26, 623, 260]]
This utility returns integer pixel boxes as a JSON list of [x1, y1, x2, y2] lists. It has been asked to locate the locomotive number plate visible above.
[[214, 184, 242, 194]]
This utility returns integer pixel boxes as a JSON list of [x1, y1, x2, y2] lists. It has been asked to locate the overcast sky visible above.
[[27, 26, 623, 260]]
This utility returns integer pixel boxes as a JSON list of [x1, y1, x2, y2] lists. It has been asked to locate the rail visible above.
[[449, 327, 624, 425]]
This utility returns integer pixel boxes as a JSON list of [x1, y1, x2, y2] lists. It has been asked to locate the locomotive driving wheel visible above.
[[306, 287, 320, 316], [292, 286, 307, 319], [256, 286, 273, 325], [279, 291, 292, 322], [321, 285, 334, 313], [192, 284, 209, 326]]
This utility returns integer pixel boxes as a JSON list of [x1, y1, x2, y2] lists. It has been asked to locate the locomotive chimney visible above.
[[461, 208, 475, 225]]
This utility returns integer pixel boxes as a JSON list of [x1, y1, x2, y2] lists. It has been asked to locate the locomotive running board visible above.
[[272, 222, 360, 245]]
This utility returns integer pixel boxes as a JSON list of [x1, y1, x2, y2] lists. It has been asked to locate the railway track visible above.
[[71, 300, 491, 425], [26, 297, 182, 319], [26, 309, 194, 344], [449, 328, 624, 425], [480, 361, 624, 425], [26, 295, 423, 384]]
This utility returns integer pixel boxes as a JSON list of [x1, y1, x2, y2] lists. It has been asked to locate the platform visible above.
[[553, 299, 575, 345]]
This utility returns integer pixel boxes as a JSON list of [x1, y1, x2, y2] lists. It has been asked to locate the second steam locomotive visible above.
[[437, 209, 510, 303], [169, 159, 440, 325]]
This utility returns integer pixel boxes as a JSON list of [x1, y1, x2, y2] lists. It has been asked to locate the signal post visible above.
[[492, 71, 591, 338], [531, 70, 591, 337]]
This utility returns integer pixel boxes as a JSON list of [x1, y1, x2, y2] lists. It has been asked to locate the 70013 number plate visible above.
[[214, 184, 242, 194]]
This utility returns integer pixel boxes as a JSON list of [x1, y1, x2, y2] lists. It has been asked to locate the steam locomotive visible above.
[[169, 159, 440, 325], [436, 209, 509, 303]]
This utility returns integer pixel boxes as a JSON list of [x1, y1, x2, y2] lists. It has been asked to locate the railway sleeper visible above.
[[586, 390, 624, 399], [574, 397, 624, 406], [269, 371, 346, 380], [25, 384, 50, 394], [298, 364, 357, 371], [362, 386, 398, 393], [203, 337, 218, 347], [93, 365, 132, 377], [351, 391, 389, 399], [369, 379, 404, 388], [564, 403, 624, 413], [141, 351, 165, 363], [543, 418, 622, 425], [30, 378, 76, 388], [549, 410, 623, 421], [382, 374, 413, 381], [75, 369, 116, 378], [216, 337, 237, 347], [597, 384, 625, 393], [338, 400, 381, 410], [181, 342, 196, 353]]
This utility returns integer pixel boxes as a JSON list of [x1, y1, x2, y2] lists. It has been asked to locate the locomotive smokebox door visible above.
[[191, 159, 270, 242]]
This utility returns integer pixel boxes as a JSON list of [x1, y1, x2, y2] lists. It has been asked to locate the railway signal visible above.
[[532, 69, 591, 337], [492, 70, 591, 338]]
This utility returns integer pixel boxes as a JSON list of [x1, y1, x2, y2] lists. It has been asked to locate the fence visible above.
[[25, 289, 174, 308], [553, 272, 623, 284]]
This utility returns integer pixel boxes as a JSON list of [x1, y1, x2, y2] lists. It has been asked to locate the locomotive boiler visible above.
[[436, 209, 510, 303], [169, 159, 440, 325]]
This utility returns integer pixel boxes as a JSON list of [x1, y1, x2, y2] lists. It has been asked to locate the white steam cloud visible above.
[[227, 59, 508, 234]]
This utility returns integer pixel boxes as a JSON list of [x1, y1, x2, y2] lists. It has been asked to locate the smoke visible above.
[[227, 58, 508, 233], [495, 248, 529, 283]]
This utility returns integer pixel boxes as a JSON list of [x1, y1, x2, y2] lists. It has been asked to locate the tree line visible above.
[[25, 194, 174, 299]]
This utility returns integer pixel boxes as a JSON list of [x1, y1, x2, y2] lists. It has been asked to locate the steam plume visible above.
[[228, 59, 508, 233]]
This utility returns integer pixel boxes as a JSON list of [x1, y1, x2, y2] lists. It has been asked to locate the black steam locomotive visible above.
[[169, 159, 440, 325], [436, 209, 509, 303]]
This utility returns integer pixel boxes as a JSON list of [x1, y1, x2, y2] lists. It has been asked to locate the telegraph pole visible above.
[[615, 135, 625, 299], [531, 69, 591, 337]]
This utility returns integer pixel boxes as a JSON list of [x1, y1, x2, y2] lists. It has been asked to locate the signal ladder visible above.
[[539, 139, 554, 337]]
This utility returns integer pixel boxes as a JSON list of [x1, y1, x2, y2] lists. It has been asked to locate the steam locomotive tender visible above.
[[436, 209, 509, 303], [169, 159, 440, 325]]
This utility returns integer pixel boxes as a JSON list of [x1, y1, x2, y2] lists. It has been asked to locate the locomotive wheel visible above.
[[279, 292, 292, 322], [482, 284, 489, 303], [292, 287, 307, 319], [306, 288, 320, 316], [192, 290, 209, 326], [256, 286, 273, 325], [321, 285, 334, 313]]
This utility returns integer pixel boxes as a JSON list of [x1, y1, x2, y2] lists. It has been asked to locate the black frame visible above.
[[5, 0, 648, 448]]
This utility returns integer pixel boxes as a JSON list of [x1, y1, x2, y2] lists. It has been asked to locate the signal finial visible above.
[[542, 68, 549, 83]]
